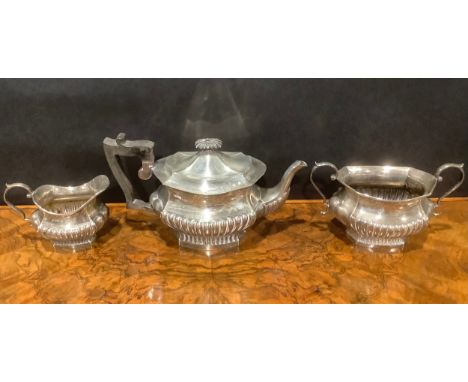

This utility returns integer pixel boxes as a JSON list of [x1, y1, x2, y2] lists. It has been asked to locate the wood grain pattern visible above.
[[1, 200, 467, 303]]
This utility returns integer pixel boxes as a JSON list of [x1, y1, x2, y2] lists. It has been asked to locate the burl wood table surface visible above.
[[1, 200, 467, 303]]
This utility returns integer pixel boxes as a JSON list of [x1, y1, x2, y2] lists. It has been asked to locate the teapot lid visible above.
[[153, 138, 266, 195]]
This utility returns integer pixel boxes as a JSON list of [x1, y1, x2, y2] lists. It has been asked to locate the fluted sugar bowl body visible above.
[[311, 162, 464, 252]]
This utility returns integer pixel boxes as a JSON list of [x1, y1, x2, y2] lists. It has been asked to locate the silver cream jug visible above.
[[3, 175, 109, 251]]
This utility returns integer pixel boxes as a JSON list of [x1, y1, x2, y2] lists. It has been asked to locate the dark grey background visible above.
[[1, 79, 467, 205]]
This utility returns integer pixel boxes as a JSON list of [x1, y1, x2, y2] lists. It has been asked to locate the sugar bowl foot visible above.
[[346, 229, 405, 254]]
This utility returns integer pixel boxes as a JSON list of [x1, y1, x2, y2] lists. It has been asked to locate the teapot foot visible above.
[[346, 229, 405, 254], [52, 237, 95, 252], [177, 232, 243, 255]]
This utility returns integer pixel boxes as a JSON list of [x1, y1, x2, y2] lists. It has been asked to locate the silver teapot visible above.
[[310, 162, 464, 252], [3, 175, 110, 251], [104, 134, 307, 252]]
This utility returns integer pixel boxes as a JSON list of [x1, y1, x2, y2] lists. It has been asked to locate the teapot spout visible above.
[[256, 160, 307, 217]]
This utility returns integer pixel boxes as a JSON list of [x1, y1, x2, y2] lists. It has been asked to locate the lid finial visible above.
[[195, 138, 222, 151]]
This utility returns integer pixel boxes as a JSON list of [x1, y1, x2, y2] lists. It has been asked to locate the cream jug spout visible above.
[[256, 160, 307, 217], [37, 175, 110, 217]]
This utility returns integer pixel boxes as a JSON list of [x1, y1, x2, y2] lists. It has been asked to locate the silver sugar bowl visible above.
[[104, 134, 307, 253], [311, 162, 464, 252], [3, 175, 109, 251]]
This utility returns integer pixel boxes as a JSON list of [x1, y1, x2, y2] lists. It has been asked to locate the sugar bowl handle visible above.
[[3, 183, 34, 221], [433, 163, 465, 207], [310, 162, 339, 214], [103, 133, 155, 211]]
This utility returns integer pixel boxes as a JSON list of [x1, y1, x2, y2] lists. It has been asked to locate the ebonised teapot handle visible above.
[[103, 133, 155, 211]]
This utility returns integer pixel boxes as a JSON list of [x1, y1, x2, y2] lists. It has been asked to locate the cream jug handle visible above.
[[3, 183, 34, 221], [433, 163, 465, 208], [310, 162, 339, 214], [103, 133, 155, 211]]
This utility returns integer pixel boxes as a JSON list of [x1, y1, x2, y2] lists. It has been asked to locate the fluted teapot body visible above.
[[104, 134, 306, 253]]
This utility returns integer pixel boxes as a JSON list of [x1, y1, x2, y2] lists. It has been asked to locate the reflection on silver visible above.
[[311, 162, 464, 253], [104, 134, 307, 253], [3, 176, 109, 251]]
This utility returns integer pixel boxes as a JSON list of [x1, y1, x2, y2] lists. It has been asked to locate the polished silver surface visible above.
[[153, 138, 267, 195], [104, 133, 307, 253], [311, 162, 464, 253], [3, 175, 109, 251]]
